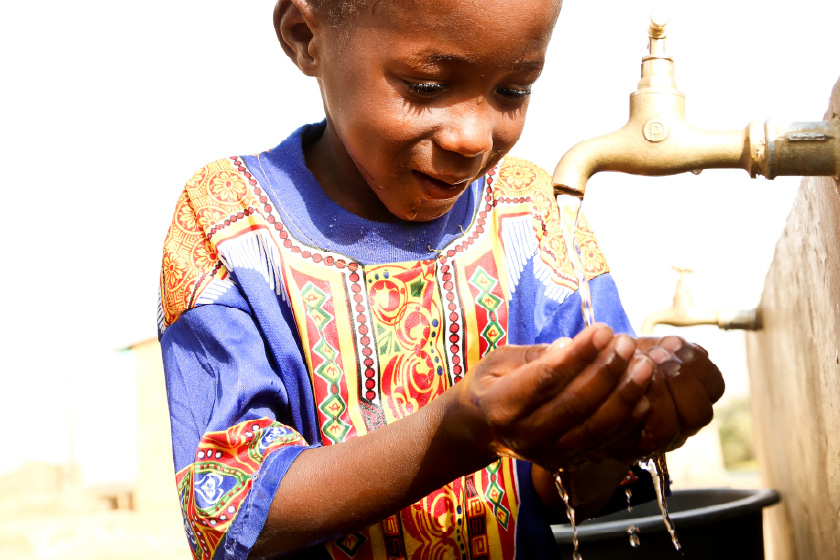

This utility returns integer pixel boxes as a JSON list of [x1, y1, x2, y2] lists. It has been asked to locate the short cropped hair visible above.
[[311, 0, 368, 22]]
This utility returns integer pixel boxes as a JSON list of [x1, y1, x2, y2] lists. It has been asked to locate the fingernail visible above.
[[549, 337, 572, 351], [628, 360, 653, 387], [614, 335, 635, 361], [648, 346, 670, 364], [591, 325, 613, 349]]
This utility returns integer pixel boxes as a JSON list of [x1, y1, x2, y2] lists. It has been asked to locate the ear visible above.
[[274, 0, 320, 77]]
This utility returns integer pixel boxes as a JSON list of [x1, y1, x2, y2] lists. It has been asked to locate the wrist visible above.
[[437, 381, 498, 471]]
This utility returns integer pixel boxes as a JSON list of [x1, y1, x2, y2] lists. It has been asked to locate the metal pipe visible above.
[[552, 11, 840, 198], [641, 307, 762, 336], [640, 267, 762, 335]]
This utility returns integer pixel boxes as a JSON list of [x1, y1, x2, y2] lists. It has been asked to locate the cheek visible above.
[[495, 106, 530, 151], [348, 96, 425, 145]]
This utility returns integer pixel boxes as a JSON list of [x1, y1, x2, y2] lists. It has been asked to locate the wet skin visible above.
[[278, 0, 561, 222], [255, 0, 726, 556]]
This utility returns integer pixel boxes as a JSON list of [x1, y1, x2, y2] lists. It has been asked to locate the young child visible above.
[[159, 1, 725, 558]]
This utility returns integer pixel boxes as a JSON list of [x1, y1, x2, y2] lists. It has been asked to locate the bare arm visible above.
[[251, 385, 491, 557], [252, 326, 651, 557]]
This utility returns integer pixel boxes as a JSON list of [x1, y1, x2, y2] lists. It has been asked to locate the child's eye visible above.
[[405, 82, 447, 98], [496, 87, 532, 101]]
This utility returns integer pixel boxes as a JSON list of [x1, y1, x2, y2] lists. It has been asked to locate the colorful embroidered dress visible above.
[[159, 123, 635, 560]]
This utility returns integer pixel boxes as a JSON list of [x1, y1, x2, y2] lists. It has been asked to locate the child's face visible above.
[[310, 0, 562, 222]]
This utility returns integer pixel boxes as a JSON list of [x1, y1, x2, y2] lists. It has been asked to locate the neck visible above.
[[304, 121, 397, 222]]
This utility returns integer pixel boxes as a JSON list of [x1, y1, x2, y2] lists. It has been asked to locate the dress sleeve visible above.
[[161, 300, 319, 560], [159, 167, 319, 560]]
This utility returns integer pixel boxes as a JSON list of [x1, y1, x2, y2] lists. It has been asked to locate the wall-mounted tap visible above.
[[640, 266, 762, 335], [552, 9, 840, 198]]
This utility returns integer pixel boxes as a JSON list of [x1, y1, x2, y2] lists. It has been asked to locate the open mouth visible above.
[[412, 170, 472, 200]]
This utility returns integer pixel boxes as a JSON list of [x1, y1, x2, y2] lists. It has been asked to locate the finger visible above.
[[637, 357, 681, 454], [493, 324, 616, 407], [528, 332, 638, 441], [476, 343, 551, 372], [658, 337, 725, 403], [481, 326, 628, 460], [532, 324, 615, 370], [555, 356, 654, 454], [548, 336, 573, 351], [648, 346, 715, 436]]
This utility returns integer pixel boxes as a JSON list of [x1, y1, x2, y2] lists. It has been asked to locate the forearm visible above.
[[251, 387, 493, 558]]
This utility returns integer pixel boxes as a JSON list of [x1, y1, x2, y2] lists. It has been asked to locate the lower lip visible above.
[[412, 171, 470, 200]]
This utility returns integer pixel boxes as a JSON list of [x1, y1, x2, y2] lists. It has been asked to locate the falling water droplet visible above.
[[555, 472, 582, 560], [640, 455, 681, 551], [627, 525, 641, 548], [625, 488, 633, 512]]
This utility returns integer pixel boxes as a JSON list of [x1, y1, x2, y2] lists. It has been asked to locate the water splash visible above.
[[640, 455, 682, 551], [557, 196, 684, 554], [554, 471, 582, 560], [557, 195, 595, 326], [554, 196, 592, 560]]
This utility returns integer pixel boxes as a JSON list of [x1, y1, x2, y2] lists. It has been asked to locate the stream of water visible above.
[[554, 195, 682, 557]]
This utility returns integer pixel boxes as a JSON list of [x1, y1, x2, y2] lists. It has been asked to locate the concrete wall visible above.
[[745, 77, 840, 560]]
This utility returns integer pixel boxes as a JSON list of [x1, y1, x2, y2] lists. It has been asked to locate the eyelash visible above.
[[406, 82, 446, 97], [496, 87, 532, 101], [404, 82, 532, 102]]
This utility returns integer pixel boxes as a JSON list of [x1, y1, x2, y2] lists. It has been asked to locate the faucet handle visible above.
[[649, 8, 670, 38], [648, 8, 670, 56], [671, 265, 694, 309]]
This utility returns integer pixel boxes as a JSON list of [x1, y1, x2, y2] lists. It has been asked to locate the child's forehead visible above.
[[333, 0, 563, 52], [340, 0, 562, 30]]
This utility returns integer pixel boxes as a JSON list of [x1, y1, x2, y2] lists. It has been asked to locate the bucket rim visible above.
[[553, 487, 780, 541]]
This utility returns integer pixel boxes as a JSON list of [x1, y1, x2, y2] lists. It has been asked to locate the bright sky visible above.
[[2, 0, 838, 478]]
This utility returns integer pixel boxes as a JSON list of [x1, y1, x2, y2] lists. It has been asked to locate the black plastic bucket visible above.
[[553, 488, 780, 559]]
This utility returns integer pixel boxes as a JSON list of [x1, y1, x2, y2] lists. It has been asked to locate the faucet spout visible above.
[[552, 11, 840, 198], [640, 307, 762, 336], [640, 266, 762, 335]]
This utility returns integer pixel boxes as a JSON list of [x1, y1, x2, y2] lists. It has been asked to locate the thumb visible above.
[[482, 343, 553, 368]]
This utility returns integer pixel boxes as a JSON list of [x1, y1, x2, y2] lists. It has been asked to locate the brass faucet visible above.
[[552, 9, 840, 198], [640, 266, 762, 335]]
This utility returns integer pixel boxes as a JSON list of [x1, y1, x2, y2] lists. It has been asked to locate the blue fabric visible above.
[[242, 121, 481, 265], [161, 123, 639, 560]]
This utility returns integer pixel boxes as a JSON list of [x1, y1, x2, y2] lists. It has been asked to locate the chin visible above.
[[409, 206, 454, 223]]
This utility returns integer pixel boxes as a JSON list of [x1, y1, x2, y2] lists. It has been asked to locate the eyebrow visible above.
[[404, 50, 544, 72]]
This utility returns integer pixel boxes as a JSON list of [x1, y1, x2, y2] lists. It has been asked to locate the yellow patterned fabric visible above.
[[160, 143, 615, 560]]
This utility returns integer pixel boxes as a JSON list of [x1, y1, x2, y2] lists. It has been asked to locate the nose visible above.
[[434, 100, 494, 157]]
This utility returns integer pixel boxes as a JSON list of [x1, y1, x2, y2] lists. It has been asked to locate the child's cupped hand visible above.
[[453, 325, 724, 471], [607, 335, 726, 462], [454, 324, 653, 471]]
